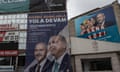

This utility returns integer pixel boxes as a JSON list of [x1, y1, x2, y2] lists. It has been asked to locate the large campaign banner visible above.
[[74, 6, 120, 43], [25, 11, 72, 72], [0, 0, 66, 13]]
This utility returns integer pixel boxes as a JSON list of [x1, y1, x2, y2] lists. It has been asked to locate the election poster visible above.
[[25, 11, 72, 72], [74, 6, 120, 43]]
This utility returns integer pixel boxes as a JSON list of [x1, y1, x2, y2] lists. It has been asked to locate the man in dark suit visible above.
[[24, 42, 51, 72], [48, 35, 73, 72], [96, 13, 113, 28]]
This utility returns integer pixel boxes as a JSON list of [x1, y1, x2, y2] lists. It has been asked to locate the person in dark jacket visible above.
[[96, 13, 113, 28], [24, 42, 48, 72], [48, 35, 73, 72]]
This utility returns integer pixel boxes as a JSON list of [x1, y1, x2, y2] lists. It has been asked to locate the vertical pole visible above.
[[10, 56, 12, 66], [15, 56, 18, 71]]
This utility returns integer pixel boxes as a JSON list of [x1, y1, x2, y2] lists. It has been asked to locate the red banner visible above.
[[0, 50, 18, 56], [0, 24, 19, 31]]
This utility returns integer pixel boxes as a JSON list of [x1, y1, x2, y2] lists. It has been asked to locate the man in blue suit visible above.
[[48, 35, 73, 72]]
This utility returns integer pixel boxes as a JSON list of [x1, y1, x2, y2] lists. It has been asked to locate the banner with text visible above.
[[74, 6, 120, 43], [25, 11, 72, 72]]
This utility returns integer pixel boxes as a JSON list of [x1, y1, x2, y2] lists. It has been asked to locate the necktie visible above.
[[36, 64, 41, 72], [53, 62, 59, 72]]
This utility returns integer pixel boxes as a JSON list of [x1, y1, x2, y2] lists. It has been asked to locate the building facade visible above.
[[69, 2, 120, 72]]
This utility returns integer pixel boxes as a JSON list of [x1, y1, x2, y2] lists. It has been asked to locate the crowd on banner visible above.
[[80, 13, 113, 39]]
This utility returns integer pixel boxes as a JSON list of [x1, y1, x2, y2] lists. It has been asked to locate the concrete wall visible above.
[[113, 2, 120, 34], [71, 37, 120, 55]]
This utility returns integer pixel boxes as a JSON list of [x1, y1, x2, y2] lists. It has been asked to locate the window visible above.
[[81, 58, 112, 71]]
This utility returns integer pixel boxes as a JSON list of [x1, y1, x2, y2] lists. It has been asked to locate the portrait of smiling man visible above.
[[24, 42, 48, 72]]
